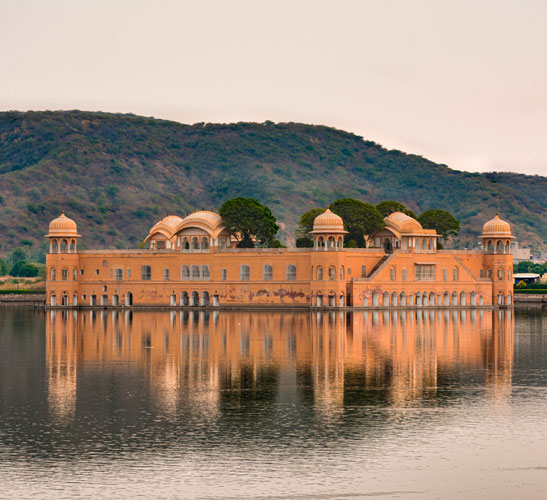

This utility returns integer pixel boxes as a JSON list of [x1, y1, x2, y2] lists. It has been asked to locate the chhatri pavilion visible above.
[[45, 209, 515, 308]]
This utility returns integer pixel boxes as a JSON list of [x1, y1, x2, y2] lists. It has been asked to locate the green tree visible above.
[[376, 200, 417, 219], [296, 237, 314, 248], [418, 209, 460, 241], [295, 208, 324, 245], [8, 247, 28, 266], [219, 197, 279, 248], [0, 258, 8, 276], [330, 198, 384, 247], [9, 261, 39, 277]]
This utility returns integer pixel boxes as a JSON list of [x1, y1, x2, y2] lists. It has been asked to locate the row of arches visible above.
[[315, 292, 345, 307], [50, 267, 78, 281], [49, 239, 77, 254], [363, 291, 512, 307], [315, 265, 345, 281], [179, 236, 211, 251], [314, 235, 344, 250], [181, 265, 210, 280], [483, 240, 511, 254], [49, 291, 222, 307], [479, 268, 512, 281], [174, 291, 218, 307]]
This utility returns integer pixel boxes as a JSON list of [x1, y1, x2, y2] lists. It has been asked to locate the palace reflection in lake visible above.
[[46, 308, 513, 424]]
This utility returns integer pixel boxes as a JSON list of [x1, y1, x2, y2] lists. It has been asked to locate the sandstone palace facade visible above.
[[45, 209, 515, 309]]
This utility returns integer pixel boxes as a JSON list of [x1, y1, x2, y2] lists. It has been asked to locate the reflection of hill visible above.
[[39, 309, 514, 454]]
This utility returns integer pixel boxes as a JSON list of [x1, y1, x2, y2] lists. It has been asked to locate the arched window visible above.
[[51, 240, 58, 253], [191, 265, 200, 279], [61, 268, 68, 281], [51, 268, 56, 281], [141, 265, 151, 280], [192, 237, 199, 250], [286, 264, 296, 280], [73, 268, 77, 281], [317, 266, 323, 280], [443, 269, 448, 281], [70, 240, 76, 252], [507, 269, 511, 280], [328, 266, 336, 280], [202, 265, 210, 279], [487, 241, 494, 252], [201, 237, 209, 249], [263, 264, 273, 280], [60, 239, 68, 253], [487, 269, 492, 278], [496, 240, 503, 253], [339, 266, 344, 280], [181, 265, 190, 279], [416, 239, 421, 252], [240, 265, 250, 281], [390, 268, 395, 281], [497, 268, 504, 281], [428, 239, 433, 251], [453, 267, 459, 281]]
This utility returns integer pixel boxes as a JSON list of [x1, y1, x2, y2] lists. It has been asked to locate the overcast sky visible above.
[[1, 0, 546, 175]]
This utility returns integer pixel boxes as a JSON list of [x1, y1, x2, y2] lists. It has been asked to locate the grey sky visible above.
[[2, 0, 546, 175]]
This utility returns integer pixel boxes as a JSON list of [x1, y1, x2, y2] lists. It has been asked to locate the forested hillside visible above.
[[0, 110, 545, 258]]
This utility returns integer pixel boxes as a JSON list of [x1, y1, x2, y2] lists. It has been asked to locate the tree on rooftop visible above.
[[330, 198, 384, 247], [295, 208, 324, 247], [376, 200, 417, 219], [418, 209, 460, 241], [219, 197, 279, 248]]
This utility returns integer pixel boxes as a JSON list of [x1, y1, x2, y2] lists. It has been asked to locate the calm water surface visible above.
[[0, 306, 546, 499]]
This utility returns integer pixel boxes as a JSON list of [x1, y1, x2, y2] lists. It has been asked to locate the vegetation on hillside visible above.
[[0, 110, 545, 256]]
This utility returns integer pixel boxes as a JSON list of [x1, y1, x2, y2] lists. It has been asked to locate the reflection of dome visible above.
[[385, 212, 423, 233], [47, 212, 79, 237], [482, 215, 513, 237], [311, 209, 346, 234]]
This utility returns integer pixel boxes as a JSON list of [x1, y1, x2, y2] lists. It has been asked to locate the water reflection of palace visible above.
[[46, 309, 513, 421]]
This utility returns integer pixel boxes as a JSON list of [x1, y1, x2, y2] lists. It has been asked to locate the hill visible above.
[[0, 110, 545, 259]]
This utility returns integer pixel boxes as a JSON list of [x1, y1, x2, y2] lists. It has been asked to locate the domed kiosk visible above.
[[310, 209, 348, 250], [369, 212, 438, 253], [480, 214, 515, 254], [144, 215, 184, 249], [46, 212, 81, 253]]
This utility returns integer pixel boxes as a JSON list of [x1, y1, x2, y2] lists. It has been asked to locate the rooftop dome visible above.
[[385, 212, 423, 233], [46, 212, 80, 238], [148, 215, 184, 233], [159, 215, 184, 229], [183, 211, 222, 226], [311, 209, 347, 234], [482, 214, 513, 238]]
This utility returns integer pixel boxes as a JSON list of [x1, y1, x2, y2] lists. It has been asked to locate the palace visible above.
[[45, 209, 515, 308]]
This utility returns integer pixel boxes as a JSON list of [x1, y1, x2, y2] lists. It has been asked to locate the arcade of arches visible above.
[[46, 210, 515, 309]]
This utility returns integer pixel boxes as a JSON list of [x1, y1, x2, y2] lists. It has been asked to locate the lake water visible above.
[[0, 306, 546, 499]]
